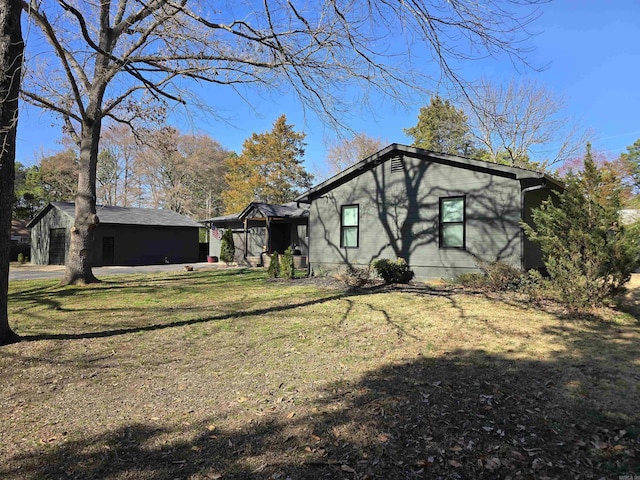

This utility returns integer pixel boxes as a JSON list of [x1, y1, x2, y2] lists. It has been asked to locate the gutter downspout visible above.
[[520, 180, 548, 271]]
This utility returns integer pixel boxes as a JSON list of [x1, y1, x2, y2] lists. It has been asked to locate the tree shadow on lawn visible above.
[[3, 349, 638, 480], [12, 276, 411, 343], [4, 279, 640, 478], [17, 291, 351, 342], [615, 284, 640, 323]]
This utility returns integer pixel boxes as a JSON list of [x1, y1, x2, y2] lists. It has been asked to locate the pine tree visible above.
[[404, 96, 476, 157], [222, 115, 313, 213], [524, 143, 640, 308], [219, 229, 236, 264]]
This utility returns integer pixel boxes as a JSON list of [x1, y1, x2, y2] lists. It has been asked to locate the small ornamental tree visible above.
[[267, 252, 281, 278], [280, 247, 295, 279], [219, 229, 236, 264], [524, 144, 640, 308]]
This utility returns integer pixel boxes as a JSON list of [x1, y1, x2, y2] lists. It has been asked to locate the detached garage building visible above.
[[28, 202, 202, 266]]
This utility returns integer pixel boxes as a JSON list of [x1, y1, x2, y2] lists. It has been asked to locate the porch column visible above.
[[266, 217, 271, 253], [244, 218, 248, 258]]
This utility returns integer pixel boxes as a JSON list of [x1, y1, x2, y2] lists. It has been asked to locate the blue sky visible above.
[[15, 1, 640, 178]]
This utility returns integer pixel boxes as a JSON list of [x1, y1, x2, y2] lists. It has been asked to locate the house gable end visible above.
[[297, 144, 559, 202]]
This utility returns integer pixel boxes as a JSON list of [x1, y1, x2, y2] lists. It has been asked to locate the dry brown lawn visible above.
[[1, 268, 639, 479]]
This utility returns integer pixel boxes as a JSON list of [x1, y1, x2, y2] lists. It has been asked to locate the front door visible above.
[[269, 223, 291, 254], [102, 236, 115, 265]]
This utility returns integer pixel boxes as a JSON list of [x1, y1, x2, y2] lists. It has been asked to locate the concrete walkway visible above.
[[8, 262, 226, 282]]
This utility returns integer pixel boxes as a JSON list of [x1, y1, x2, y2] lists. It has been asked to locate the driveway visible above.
[[8, 262, 223, 282]]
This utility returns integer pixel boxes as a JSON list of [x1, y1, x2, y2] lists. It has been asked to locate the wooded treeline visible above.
[[14, 116, 640, 222], [14, 125, 229, 220], [13, 114, 318, 220]]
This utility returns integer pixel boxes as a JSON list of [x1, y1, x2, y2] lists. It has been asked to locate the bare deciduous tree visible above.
[[1, 0, 23, 345], [325, 132, 387, 176], [100, 124, 144, 208], [20, 0, 546, 284], [135, 127, 229, 218], [464, 78, 588, 170]]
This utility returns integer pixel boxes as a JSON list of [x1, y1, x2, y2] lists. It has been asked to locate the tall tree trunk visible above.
[[62, 117, 101, 285], [0, 0, 23, 345]]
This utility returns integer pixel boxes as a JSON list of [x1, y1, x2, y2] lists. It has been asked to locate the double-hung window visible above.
[[341, 205, 359, 248], [439, 196, 465, 249]]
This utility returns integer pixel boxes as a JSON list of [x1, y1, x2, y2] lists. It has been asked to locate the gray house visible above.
[[203, 202, 309, 266], [28, 202, 202, 266], [295, 144, 562, 280]]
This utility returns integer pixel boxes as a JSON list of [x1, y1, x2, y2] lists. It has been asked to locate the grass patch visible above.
[[1, 269, 639, 479]]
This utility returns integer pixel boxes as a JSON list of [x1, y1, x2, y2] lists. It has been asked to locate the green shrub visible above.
[[9, 243, 30, 262], [280, 247, 295, 279], [267, 252, 281, 278], [372, 258, 414, 284], [518, 269, 548, 301], [524, 143, 640, 308], [219, 229, 235, 264], [17, 253, 25, 264]]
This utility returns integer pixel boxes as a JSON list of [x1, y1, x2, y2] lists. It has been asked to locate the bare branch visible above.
[[21, 1, 86, 118], [22, 89, 81, 122]]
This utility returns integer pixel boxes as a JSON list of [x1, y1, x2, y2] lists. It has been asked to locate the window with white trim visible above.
[[439, 196, 465, 249], [341, 205, 359, 248]]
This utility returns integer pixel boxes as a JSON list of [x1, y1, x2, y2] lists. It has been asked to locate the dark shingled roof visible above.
[[295, 143, 563, 202], [28, 202, 203, 228], [203, 201, 309, 224]]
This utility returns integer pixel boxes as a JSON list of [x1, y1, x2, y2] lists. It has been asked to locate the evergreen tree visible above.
[[524, 143, 640, 308], [222, 115, 313, 213], [219, 229, 236, 264], [280, 247, 295, 279], [404, 96, 476, 156], [13, 164, 46, 220], [267, 252, 281, 278]]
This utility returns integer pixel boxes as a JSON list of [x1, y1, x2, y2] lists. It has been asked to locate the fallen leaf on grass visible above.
[[484, 457, 501, 471], [207, 424, 216, 431], [415, 457, 435, 467], [341, 464, 356, 473], [591, 438, 610, 450], [448, 460, 463, 468], [286, 411, 295, 419]]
